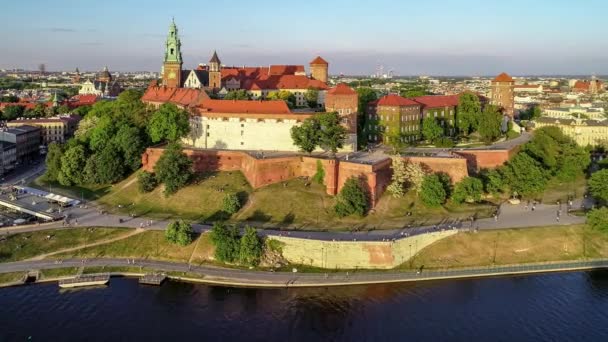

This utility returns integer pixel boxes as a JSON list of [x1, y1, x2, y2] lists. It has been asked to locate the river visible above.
[[2, 271, 608, 341]]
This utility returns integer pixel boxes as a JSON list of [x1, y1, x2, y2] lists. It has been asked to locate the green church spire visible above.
[[164, 18, 182, 64]]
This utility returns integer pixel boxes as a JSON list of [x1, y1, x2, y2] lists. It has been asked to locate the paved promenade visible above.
[[1, 257, 607, 288]]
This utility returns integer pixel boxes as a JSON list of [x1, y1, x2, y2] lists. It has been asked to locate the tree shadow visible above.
[[281, 212, 295, 225], [205, 210, 231, 223], [236, 191, 249, 207], [247, 210, 272, 223]]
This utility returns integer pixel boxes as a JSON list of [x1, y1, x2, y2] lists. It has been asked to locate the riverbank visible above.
[[2, 257, 608, 289]]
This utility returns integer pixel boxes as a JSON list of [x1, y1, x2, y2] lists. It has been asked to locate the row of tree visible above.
[[290, 112, 347, 154]]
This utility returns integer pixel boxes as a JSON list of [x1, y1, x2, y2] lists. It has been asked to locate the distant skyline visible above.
[[2, 0, 608, 76]]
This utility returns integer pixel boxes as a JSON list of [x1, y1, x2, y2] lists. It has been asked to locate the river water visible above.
[[2, 271, 608, 341]]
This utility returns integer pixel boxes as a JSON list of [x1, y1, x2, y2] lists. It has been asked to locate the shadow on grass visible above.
[[281, 212, 295, 225], [247, 210, 272, 223]]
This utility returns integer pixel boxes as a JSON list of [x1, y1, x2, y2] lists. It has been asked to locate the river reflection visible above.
[[2, 272, 608, 341]]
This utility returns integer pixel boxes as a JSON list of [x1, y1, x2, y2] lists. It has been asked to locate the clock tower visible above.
[[162, 18, 183, 88]]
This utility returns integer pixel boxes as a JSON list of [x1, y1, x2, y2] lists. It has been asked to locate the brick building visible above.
[[325, 83, 359, 150], [490, 72, 515, 118], [367, 94, 422, 144]]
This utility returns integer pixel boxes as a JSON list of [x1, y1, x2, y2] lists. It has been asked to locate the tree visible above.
[[58, 144, 88, 185], [153, 143, 193, 196], [90, 144, 126, 184], [503, 152, 549, 197], [0, 95, 18, 102], [138, 171, 157, 193], [239, 227, 263, 266], [422, 117, 443, 143], [355, 87, 377, 147], [480, 168, 506, 195], [304, 87, 319, 108], [317, 112, 347, 154], [404, 161, 427, 193], [588, 208, 608, 232], [420, 174, 447, 207], [290, 118, 319, 153], [44, 142, 64, 182], [165, 220, 194, 246], [478, 105, 503, 144], [519, 105, 541, 121], [210, 222, 240, 263], [222, 193, 241, 215], [452, 177, 484, 204], [24, 103, 46, 118], [147, 103, 190, 143], [57, 104, 70, 114], [224, 89, 250, 100], [113, 124, 146, 172], [334, 177, 369, 217], [387, 156, 408, 198], [267, 90, 296, 108], [589, 169, 608, 204], [456, 93, 481, 136], [556, 143, 590, 181], [2, 105, 24, 120], [290, 112, 346, 154]]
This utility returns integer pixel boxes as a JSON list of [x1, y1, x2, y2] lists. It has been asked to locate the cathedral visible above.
[[143, 19, 358, 152], [78, 66, 122, 98]]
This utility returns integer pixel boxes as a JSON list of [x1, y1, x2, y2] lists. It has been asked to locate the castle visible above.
[[143, 19, 358, 152]]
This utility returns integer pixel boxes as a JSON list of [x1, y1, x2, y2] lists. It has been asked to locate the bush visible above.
[[334, 177, 369, 218], [434, 137, 455, 148], [452, 177, 483, 204], [154, 143, 193, 196], [588, 208, 608, 232], [137, 171, 157, 193], [420, 174, 448, 207], [165, 220, 194, 246], [222, 193, 241, 215]]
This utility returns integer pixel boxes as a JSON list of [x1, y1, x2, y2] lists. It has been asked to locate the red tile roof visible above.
[[0, 102, 37, 110], [241, 75, 328, 91], [141, 85, 210, 107], [310, 56, 328, 65], [493, 72, 514, 82], [197, 99, 291, 114], [412, 95, 459, 108], [377, 94, 419, 107], [327, 83, 356, 96]]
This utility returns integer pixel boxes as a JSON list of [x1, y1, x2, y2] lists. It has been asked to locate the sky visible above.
[[1, 0, 607, 76]]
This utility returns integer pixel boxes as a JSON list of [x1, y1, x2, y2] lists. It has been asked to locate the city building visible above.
[[534, 117, 608, 146], [325, 83, 359, 151], [0, 141, 17, 176], [571, 77, 604, 94], [543, 106, 606, 121], [412, 95, 459, 136], [0, 125, 41, 162], [490, 73, 515, 118], [7, 115, 81, 144]]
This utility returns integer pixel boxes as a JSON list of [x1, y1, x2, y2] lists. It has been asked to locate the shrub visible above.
[[589, 169, 608, 204], [435, 137, 455, 148], [165, 220, 194, 246], [222, 193, 241, 215], [334, 177, 369, 217], [137, 171, 157, 193], [154, 143, 193, 196]]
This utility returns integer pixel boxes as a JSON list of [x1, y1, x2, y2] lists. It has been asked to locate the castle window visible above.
[[170, 48, 174, 55]]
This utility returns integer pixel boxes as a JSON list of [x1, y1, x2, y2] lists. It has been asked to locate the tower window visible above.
[[170, 48, 175, 55]]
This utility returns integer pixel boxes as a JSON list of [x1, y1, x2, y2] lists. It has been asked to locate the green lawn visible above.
[[406, 224, 608, 269], [99, 171, 252, 221], [54, 230, 201, 263], [0, 227, 130, 262], [0, 272, 24, 284], [40, 267, 80, 279]]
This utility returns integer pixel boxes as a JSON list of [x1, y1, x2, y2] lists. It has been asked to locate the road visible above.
[[2, 257, 608, 288]]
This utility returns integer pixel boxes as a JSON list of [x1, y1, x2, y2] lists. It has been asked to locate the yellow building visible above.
[[7, 115, 81, 145], [534, 117, 608, 146]]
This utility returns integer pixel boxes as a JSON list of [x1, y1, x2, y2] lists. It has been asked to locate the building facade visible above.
[[0, 142, 17, 176], [0, 125, 41, 162], [534, 117, 608, 146], [367, 94, 422, 144], [78, 66, 121, 97], [161, 19, 183, 88], [7, 114, 81, 145], [490, 72, 515, 118]]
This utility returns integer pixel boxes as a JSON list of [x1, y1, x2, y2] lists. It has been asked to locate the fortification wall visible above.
[[271, 230, 457, 269], [404, 156, 469, 183], [456, 149, 516, 172]]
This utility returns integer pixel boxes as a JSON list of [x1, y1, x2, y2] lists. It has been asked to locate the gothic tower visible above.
[[162, 18, 183, 88], [208, 50, 222, 91]]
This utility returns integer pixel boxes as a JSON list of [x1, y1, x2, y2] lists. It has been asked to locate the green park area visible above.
[[406, 224, 608, 270]]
